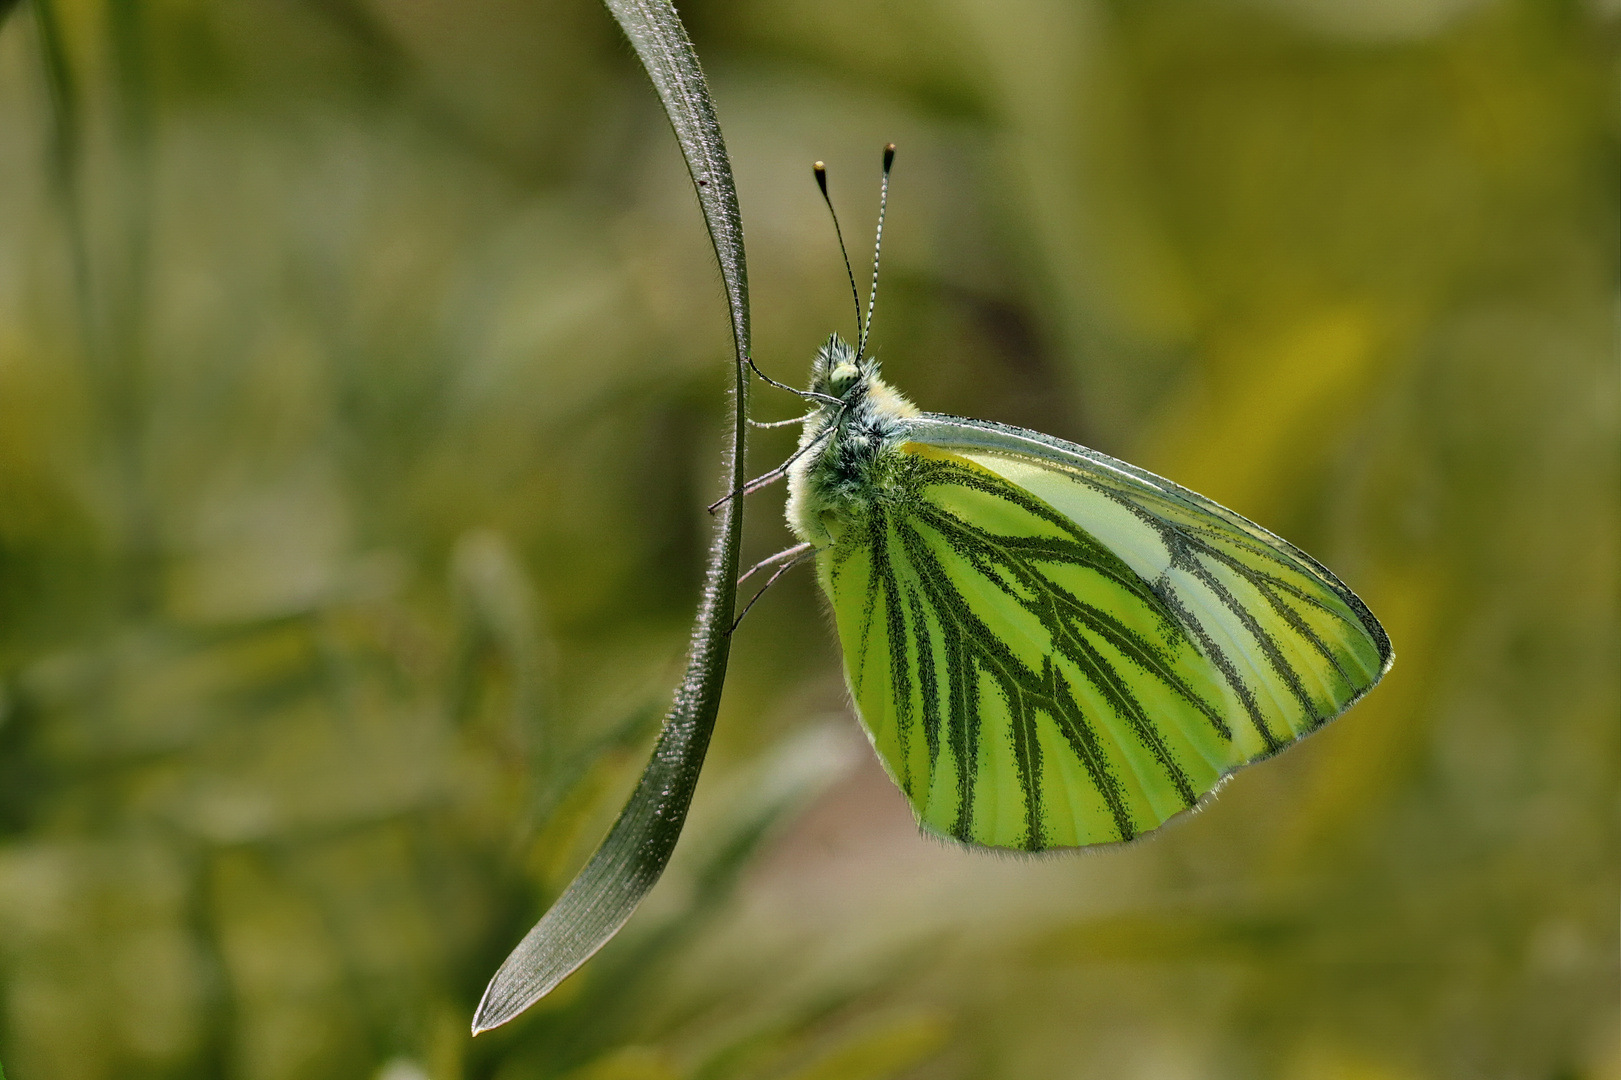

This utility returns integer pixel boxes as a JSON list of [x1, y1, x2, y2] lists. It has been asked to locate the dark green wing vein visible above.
[[1179, 554, 1325, 729], [906, 415, 1392, 752], [819, 422, 1391, 851], [939, 577, 978, 843], [901, 477, 1203, 817], [912, 502, 1202, 806], [821, 452, 1242, 849], [873, 512, 916, 796], [909, 414, 1392, 664], [1183, 535, 1363, 696], [891, 511, 996, 842], [850, 516, 886, 698], [893, 509, 1087, 848], [915, 501, 1232, 742], [1044, 657, 1135, 842], [1049, 471, 1364, 734], [919, 466, 1167, 603], [1153, 581, 1282, 753], [905, 586, 943, 782], [985, 650, 1045, 850], [1181, 523, 1370, 629]]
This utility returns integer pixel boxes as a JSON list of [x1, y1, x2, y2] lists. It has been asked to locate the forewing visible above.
[[913, 417, 1392, 745], [820, 424, 1390, 853]]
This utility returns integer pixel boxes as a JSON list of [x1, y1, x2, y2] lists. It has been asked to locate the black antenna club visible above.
[[814, 161, 863, 342], [860, 144, 895, 359]]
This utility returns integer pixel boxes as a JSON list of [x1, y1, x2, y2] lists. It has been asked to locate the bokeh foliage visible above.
[[0, 0, 1614, 1078]]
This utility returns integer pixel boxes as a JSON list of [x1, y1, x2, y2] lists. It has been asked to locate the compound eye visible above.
[[828, 363, 861, 394]]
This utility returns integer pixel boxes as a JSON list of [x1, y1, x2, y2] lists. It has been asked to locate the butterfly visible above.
[[748, 146, 1392, 853]]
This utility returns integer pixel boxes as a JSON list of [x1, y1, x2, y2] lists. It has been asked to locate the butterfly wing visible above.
[[818, 415, 1391, 852]]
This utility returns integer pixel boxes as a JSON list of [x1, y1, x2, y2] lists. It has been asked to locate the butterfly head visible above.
[[806, 332, 919, 426], [810, 333, 881, 403]]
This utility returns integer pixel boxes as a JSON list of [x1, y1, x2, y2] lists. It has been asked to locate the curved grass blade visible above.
[[30, 0, 92, 337], [471, 0, 752, 1035]]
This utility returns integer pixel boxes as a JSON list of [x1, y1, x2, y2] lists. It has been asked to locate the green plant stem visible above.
[[471, 0, 751, 1034]]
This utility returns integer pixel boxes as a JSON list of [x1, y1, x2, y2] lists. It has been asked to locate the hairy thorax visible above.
[[785, 373, 920, 548]]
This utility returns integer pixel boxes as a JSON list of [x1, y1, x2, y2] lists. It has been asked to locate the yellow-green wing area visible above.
[[820, 421, 1391, 852]]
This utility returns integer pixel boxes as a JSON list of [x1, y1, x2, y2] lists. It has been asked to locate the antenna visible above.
[[858, 144, 895, 359], [813, 162, 863, 343]]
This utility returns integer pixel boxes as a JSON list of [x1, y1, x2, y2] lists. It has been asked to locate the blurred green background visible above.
[[0, 0, 1615, 1077]]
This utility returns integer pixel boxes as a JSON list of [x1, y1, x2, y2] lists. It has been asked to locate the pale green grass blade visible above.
[[472, 0, 751, 1034], [30, 0, 93, 348]]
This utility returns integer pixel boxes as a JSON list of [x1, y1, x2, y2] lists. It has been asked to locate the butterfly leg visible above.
[[748, 415, 811, 429], [739, 541, 814, 585], [731, 543, 816, 632], [705, 468, 785, 514], [706, 415, 842, 514]]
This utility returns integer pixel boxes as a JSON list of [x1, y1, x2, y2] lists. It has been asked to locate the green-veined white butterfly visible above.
[[754, 146, 1392, 853]]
